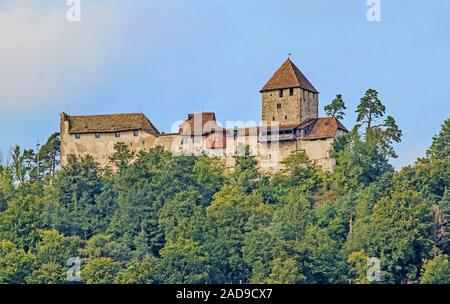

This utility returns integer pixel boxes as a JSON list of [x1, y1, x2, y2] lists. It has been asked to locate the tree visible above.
[[324, 94, 347, 120], [158, 238, 210, 284], [347, 250, 370, 284], [265, 258, 300, 284], [51, 155, 102, 238], [0, 240, 35, 283], [355, 89, 402, 158], [10, 145, 25, 183], [205, 185, 272, 283], [427, 117, 450, 160], [233, 145, 260, 194], [109, 142, 135, 171], [333, 129, 394, 190], [420, 250, 450, 284], [272, 190, 313, 241], [114, 256, 159, 284], [356, 89, 386, 129], [276, 151, 324, 194], [25, 262, 66, 284], [34, 230, 82, 266], [38, 132, 61, 177], [81, 257, 121, 284], [346, 190, 434, 283]]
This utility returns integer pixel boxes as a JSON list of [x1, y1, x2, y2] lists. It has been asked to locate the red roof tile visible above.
[[260, 59, 318, 93], [179, 112, 219, 136], [65, 113, 159, 135], [303, 117, 348, 140]]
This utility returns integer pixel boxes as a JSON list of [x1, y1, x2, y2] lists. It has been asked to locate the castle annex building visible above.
[[60, 59, 348, 171]]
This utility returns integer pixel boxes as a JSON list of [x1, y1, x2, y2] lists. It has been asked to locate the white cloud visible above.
[[0, 0, 124, 109]]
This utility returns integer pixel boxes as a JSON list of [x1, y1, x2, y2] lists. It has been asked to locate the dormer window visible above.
[[115, 132, 120, 138], [279, 90, 283, 97]]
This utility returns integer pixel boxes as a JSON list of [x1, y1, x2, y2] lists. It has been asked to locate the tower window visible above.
[[289, 88, 294, 96], [277, 103, 281, 109], [95, 132, 100, 138], [279, 90, 283, 97]]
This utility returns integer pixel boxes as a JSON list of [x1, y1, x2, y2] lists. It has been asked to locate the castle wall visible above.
[[60, 117, 157, 168], [262, 88, 318, 124]]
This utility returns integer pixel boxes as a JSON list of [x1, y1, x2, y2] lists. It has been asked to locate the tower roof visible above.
[[260, 58, 318, 93]]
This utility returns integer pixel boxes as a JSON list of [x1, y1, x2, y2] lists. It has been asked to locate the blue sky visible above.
[[0, 0, 449, 169]]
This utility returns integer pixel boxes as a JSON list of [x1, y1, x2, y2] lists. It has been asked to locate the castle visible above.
[[60, 58, 348, 172]]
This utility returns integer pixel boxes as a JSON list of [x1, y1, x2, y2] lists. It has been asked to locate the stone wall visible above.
[[60, 117, 157, 168], [262, 88, 318, 124]]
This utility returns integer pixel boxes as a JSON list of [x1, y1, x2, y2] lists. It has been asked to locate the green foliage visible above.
[[158, 238, 210, 284], [109, 142, 135, 171], [0, 114, 448, 284], [114, 256, 159, 284], [25, 263, 66, 284], [346, 190, 433, 282], [324, 94, 347, 120], [0, 240, 35, 283], [420, 250, 450, 284], [81, 257, 121, 284], [34, 229, 82, 266], [427, 117, 450, 160]]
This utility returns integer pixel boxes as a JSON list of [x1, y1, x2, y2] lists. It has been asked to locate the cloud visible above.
[[0, 0, 124, 109]]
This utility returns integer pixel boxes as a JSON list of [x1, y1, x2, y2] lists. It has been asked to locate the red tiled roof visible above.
[[65, 113, 159, 135], [179, 112, 219, 136], [303, 117, 348, 140], [260, 59, 318, 93]]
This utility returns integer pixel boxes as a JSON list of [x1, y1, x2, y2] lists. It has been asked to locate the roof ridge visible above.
[[260, 58, 318, 93]]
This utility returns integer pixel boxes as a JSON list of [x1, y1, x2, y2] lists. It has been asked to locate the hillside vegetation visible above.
[[0, 91, 449, 284]]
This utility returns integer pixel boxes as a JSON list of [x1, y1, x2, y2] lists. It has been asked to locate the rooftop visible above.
[[260, 58, 318, 93]]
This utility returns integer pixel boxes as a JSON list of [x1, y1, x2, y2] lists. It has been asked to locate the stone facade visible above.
[[60, 58, 347, 172], [262, 88, 318, 124]]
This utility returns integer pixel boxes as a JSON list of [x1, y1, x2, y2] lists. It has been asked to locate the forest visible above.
[[0, 90, 449, 284]]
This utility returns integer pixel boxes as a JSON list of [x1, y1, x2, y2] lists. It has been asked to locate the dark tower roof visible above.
[[260, 58, 318, 93]]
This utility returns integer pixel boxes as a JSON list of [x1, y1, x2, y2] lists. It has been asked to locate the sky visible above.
[[0, 0, 449, 169]]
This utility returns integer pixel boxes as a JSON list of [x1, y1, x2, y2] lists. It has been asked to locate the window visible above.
[[75, 133, 80, 140], [289, 88, 294, 96], [272, 117, 275, 121], [279, 90, 283, 97], [95, 133, 100, 139], [285, 115, 288, 120], [133, 130, 139, 137], [277, 103, 281, 109], [115, 132, 120, 138]]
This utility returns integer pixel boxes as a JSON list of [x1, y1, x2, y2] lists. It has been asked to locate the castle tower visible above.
[[260, 58, 319, 124]]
